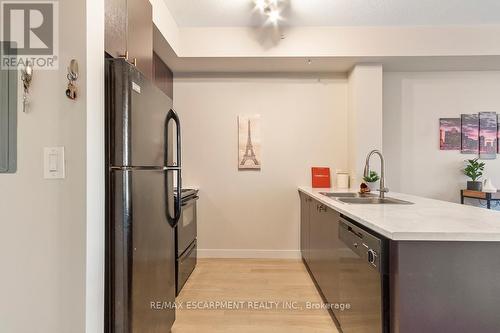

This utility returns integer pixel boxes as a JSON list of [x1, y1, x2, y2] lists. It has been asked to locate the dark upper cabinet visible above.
[[105, 0, 153, 80], [152, 52, 173, 99], [104, 0, 127, 59], [127, 0, 152, 79]]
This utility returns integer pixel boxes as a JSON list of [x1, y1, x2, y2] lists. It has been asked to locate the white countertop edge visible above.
[[298, 186, 500, 242]]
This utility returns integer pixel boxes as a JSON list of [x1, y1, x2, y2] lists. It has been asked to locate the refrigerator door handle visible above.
[[165, 109, 182, 227]]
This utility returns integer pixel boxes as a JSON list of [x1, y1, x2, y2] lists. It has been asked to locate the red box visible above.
[[311, 167, 331, 188]]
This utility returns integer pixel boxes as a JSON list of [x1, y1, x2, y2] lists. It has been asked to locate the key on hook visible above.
[[66, 59, 79, 100], [21, 62, 33, 113]]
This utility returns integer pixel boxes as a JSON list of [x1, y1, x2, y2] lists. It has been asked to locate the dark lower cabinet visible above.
[[308, 199, 324, 287], [310, 199, 342, 305], [300, 191, 500, 333], [391, 241, 500, 333], [301, 193, 377, 331], [301, 195, 342, 318], [299, 192, 311, 264]]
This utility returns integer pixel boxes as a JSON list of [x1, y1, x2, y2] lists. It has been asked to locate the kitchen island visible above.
[[298, 186, 500, 333]]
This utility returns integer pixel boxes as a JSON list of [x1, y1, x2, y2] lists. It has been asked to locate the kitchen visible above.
[[1, 1, 500, 333]]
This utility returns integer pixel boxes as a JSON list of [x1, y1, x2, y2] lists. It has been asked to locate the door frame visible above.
[[86, 1, 106, 332]]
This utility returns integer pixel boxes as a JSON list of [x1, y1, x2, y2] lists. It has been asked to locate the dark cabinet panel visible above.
[[308, 199, 321, 282], [300, 192, 311, 264], [105, 0, 153, 79], [127, 0, 153, 80], [391, 241, 500, 333], [309, 199, 332, 287], [306, 196, 342, 315], [301, 196, 343, 320], [104, 0, 127, 58], [153, 52, 173, 99], [320, 208, 341, 309]]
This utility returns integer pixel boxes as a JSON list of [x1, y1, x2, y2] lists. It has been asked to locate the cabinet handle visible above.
[[317, 204, 327, 213], [117, 51, 137, 67], [118, 51, 129, 61]]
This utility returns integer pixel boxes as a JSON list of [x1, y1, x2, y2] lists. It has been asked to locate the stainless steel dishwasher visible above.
[[337, 216, 388, 333]]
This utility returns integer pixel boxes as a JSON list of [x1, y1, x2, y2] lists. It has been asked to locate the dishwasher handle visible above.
[[347, 224, 364, 239], [339, 220, 363, 252]]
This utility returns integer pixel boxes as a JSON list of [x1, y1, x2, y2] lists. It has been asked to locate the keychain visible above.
[[21, 62, 33, 113], [66, 74, 77, 100], [66, 59, 79, 100]]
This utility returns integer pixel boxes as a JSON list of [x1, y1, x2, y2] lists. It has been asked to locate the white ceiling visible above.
[[163, 0, 500, 27]]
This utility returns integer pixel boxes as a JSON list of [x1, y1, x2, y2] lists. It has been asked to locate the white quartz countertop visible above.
[[299, 186, 500, 241]]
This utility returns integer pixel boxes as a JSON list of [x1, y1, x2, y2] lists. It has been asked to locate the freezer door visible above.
[[108, 169, 175, 333], [106, 58, 173, 167]]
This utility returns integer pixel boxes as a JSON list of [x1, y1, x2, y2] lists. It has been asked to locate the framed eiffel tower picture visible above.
[[238, 114, 261, 170]]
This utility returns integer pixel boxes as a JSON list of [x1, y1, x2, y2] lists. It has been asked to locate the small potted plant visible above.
[[464, 158, 485, 191], [363, 171, 380, 191]]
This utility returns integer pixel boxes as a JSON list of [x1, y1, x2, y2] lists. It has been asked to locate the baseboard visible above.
[[198, 249, 301, 259]]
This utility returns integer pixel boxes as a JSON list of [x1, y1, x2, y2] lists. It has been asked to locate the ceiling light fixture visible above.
[[254, 0, 282, 25], [254, 0, 266, 11], [267, 9, 281, 24]]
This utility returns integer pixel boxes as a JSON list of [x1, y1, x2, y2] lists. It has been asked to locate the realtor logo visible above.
[[1, 1, 58, 69]]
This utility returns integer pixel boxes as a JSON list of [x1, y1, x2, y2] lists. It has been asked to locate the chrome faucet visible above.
[[363, 150, 389, 199]]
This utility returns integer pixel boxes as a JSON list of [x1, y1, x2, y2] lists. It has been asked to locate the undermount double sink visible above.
[[320, 192, 413, 205]]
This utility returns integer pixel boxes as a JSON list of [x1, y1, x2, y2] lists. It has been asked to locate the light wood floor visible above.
[[171, 259, 339, 333]]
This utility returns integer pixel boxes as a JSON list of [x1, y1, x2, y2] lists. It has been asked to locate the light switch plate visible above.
[[43, 147, 65, 179]]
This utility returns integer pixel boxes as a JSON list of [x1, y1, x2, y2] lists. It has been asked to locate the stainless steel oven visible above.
[[175, 189, 198, 295]]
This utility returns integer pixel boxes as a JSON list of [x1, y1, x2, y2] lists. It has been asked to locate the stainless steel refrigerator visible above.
[[105, 58, 182, 333]]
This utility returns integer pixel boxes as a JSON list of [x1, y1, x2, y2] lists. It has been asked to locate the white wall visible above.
[[348, 65, 383, 183], [384, 71, 500, 208], [147, 3, 500, 59], [174, 74, 348, 257], [0, 1, 88, 332], [149, 0, 181, 54], [178, 25, 500, 58]]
